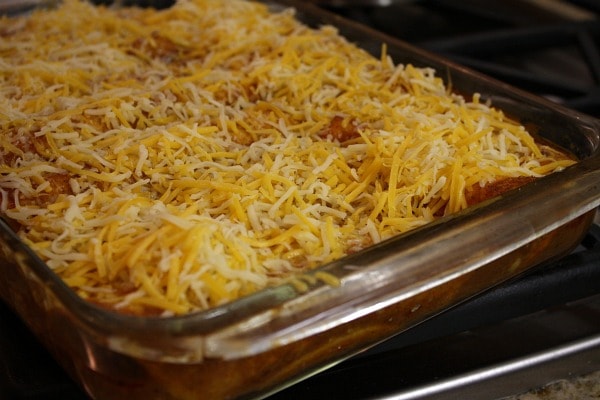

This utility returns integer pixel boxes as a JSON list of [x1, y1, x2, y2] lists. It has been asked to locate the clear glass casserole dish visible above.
[[0, 0, 599, 399]]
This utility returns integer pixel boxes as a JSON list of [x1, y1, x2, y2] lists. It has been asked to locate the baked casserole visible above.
[[0, 0, 575, 317]]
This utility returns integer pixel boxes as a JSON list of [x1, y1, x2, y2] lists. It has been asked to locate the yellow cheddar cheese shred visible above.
[[0, 0, 574, 315]]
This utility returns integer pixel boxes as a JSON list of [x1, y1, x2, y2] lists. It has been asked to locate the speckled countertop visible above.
[[503, 370, 600, 400]]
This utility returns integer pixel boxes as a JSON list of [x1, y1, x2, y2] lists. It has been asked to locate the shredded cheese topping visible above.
[[0, 0, 574, 315]]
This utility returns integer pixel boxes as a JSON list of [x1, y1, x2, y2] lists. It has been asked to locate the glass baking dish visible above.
[[0, 1, 599, 399]]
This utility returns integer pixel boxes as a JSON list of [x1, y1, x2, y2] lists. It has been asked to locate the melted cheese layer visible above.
[[0, 0, 574, 315]]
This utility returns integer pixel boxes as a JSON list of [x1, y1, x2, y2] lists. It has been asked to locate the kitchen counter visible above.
[[504, 370, 600, 400]]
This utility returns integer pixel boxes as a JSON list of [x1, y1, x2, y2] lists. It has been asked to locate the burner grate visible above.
[[328, 0, 600, 117], [419, 21, 600, 116]]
